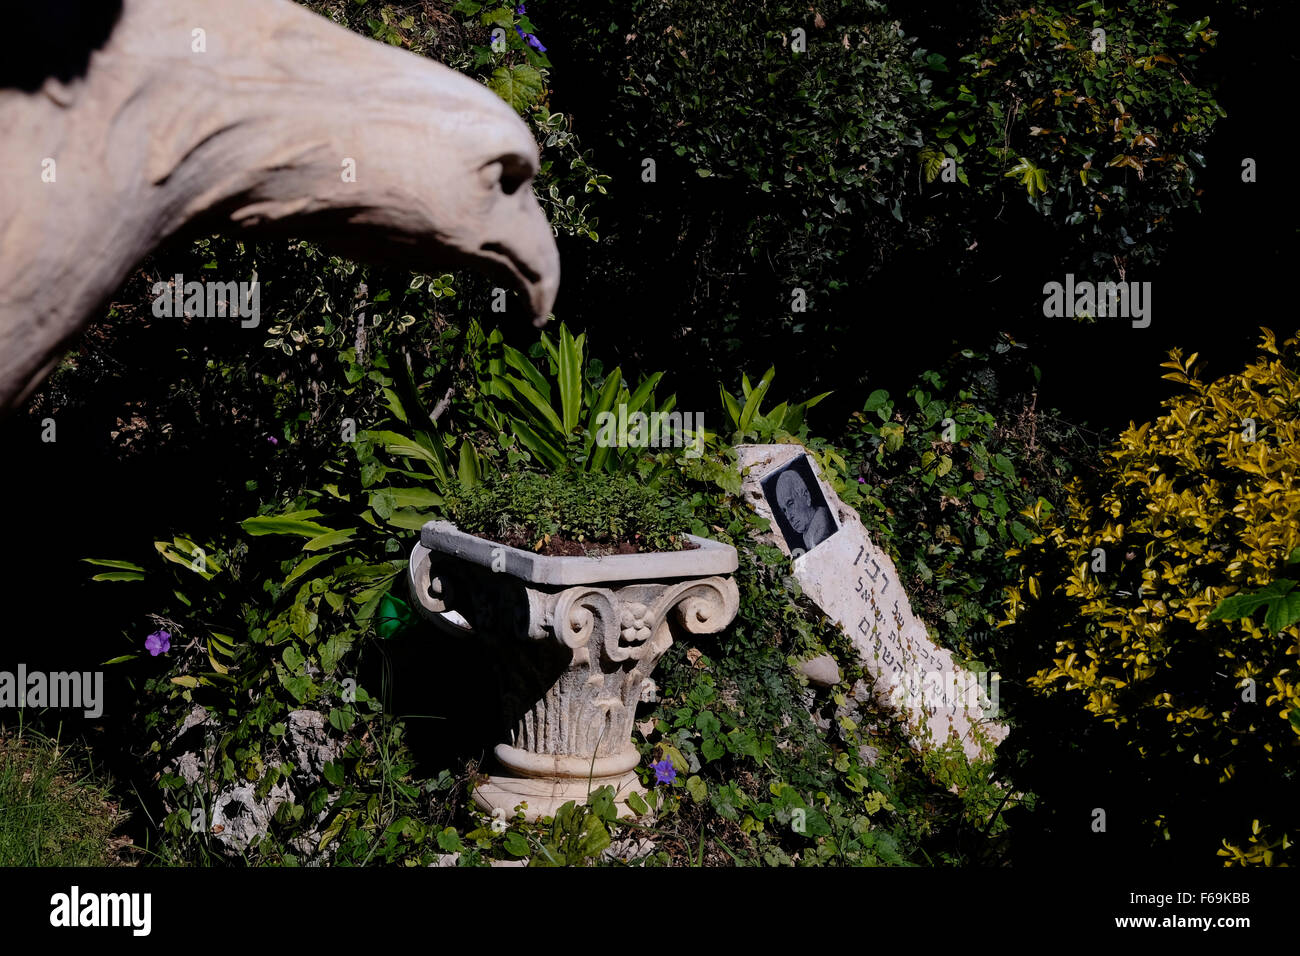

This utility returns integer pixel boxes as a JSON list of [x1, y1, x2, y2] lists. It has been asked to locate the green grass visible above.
[[0, 723, 130, 866]]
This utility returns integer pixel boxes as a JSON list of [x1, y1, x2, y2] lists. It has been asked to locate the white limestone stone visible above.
[[738, 443, 1007, 762], [409, 522, 740, 821]]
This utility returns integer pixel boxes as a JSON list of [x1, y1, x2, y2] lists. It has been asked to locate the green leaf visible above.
[[585, 368, 624, 470], [1210, 579, 1296, 621], [880, 422, 904, 453], [739, 367, 775, 432], [328, 707, 355, 732], [320, 632, 354, 674], [242, 513, 333, 537], [800, 809, 832, 837], [557, 324, 583, 434], [384, 508, 437, 530], [1264, 590, 1300, 634], [365, 430, 448, 480], [284, 552, 337, 588], [487, 64, 545, 113], [91, 571, 145, 582], [686, 775, 708, 803], [720, 385, 742, 429], [695, 710, 721, 736], [624, 371, 664, 417], [279, 671, 314, 702], [576, 816, 611, 859], [371, 487, 443, 513], [304, 528, 356, 551], [458, 440, 481, 489], [436, 827, 464, 853], [508, 418, 566, 470], [282, 644, 306, 672], [626, 790, 649, 816], [500, 344, 551, 402], [658, 742, 690, 774], [589, 785, 617, 823], [502, 373, 564, 433], [503, 830, 530, 857], [83, 558, 146, 572]]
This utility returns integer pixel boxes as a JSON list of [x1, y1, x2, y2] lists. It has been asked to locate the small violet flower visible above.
[[145, 629, 171, 657], [515, 4, 525, 13], [651, 758, 676, 786], [267, 435, 279, 446], [514, 24, 547, 52]]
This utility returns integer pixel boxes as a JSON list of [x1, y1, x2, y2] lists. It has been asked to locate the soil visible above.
[[485, 530, 699, 558]]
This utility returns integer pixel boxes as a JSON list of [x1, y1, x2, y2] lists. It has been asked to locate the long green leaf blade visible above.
[[558, 324, 583, 434]]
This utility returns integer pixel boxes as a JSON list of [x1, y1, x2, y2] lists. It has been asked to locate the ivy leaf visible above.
[[436, 827, 464, 853], [686, 775, 708, 803]]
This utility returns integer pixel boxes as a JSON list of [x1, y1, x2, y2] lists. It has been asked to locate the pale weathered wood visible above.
[[0, 0, 560, 411]]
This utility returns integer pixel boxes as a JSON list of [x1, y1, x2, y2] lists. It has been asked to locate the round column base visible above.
[[471, 761, 648, 823]]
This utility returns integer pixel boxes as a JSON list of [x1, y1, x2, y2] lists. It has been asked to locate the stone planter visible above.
[[408, 521, 739, 821]]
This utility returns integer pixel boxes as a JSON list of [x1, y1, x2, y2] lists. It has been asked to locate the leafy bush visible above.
[[841, 337, 1097, 662], [85, 296, 1021, 865], [472, 322, 675, 474], [927, 0, 1226, 271], [545, 0, 932, 389], [1004, 328, 1300, 864]]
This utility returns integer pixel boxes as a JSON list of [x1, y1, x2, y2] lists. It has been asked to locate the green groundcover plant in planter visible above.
[[444, 471, 692, 556]]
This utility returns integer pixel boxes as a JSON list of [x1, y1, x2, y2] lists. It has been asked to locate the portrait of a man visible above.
[[761, 455, 838, 554]]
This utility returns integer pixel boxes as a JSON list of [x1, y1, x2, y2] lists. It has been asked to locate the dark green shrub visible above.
[[926, 0, 1226, 271]]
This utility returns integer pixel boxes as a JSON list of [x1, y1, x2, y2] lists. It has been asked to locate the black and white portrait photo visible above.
[[761, 455, 838, 555]]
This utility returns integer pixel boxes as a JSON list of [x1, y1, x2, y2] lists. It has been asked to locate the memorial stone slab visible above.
[[738, 444, 1008, 762]]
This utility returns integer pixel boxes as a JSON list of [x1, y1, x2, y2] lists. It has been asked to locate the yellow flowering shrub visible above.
[[1004, 328, 1300, 865]]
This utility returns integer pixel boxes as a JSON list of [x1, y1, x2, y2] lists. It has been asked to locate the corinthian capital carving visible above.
[[408, 524, 740, 821]]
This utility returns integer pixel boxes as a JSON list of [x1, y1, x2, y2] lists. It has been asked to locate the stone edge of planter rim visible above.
[[419, 520, 739, 586]]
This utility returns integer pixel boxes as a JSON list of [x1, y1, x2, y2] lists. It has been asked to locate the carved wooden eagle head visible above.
[[0, 0, 560, 411]]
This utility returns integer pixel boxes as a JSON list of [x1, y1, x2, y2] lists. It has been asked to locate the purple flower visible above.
[[857, 476, 866, 484], [651, 758, 676, 785], [514, 24, 547, 52], [267, 435, 279, 446], [145, 629, 171, 656], [515, 4, 525, 13]]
